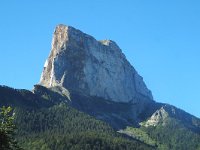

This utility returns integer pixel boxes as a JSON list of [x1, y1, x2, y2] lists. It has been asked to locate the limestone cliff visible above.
[[39, 24, 153, 103]]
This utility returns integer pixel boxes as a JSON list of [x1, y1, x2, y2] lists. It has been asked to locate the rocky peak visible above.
[[99, 40, 120, 50], [39, 24, 153, 103], [143, 106, 169, 127]]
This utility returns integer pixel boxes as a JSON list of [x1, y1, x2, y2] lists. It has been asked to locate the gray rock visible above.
[[142, 106, 169, 127], [39, 24, 153, 103]]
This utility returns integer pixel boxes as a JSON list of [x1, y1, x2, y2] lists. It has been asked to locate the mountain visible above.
[[1, 24, 200, 150], [39, 24, 153, 103]]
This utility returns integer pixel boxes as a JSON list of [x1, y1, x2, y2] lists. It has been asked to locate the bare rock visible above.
[[39, 24, 153, 103]]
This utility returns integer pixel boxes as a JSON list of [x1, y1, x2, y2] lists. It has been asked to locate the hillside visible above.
[[0, 85, 154, 150], [1, 85, 200, 149]]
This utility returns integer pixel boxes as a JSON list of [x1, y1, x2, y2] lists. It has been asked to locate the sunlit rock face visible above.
[[143, 106, 169, 127], [39, 24, 153, 103]]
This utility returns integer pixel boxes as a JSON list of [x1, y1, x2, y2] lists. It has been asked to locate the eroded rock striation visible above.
[[40, 24, 153, 103]]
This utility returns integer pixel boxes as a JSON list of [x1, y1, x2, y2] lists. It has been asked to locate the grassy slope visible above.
[[120, 117, 200, 150]]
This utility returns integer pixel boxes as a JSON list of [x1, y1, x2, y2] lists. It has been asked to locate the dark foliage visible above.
[[0, 86, 154, 150], [1, 85, 200, 150], [14, 103, 153, 150], [0, 106, 22, 150]]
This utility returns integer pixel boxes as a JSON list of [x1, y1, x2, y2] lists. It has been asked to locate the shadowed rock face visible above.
[[39, 24, 153, 103]]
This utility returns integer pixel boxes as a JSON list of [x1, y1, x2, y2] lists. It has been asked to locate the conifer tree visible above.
[[0, 106, 22, 150]]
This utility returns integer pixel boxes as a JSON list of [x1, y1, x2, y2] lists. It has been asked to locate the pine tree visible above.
[[0, 106, 22, 150]]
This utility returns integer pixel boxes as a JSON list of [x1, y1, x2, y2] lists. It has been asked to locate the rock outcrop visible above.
[[143, 106, 169, 127], [39, 24, 153, 103]]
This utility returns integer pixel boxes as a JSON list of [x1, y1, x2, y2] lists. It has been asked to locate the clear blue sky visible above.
[[0, 1, 200, 117]]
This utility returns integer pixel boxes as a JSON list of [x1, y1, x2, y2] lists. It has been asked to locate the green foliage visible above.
[[121, 127, 157, 146], [21, 132, 153, 150], [14, 103, 154, 150], [142, 118, 200, 150], [0, 106, 22, 150]]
